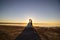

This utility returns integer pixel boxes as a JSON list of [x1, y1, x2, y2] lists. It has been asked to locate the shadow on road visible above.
[[15, 19, 41, 40]]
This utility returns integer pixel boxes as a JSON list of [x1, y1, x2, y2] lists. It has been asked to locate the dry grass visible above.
[[0, 25, 60, 40]]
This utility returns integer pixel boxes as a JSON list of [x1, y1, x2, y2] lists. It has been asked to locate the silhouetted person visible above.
[[15, 19, 41, 40], [29, 19, 32, 24], [27, 19, 32, 28]]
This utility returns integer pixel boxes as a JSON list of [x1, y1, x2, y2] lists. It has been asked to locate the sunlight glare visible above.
[[26, 17, 35, 23]]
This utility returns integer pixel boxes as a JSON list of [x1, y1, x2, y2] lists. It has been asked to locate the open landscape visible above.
[[0, 24, 60, 40], [0, 0, 60, 40]]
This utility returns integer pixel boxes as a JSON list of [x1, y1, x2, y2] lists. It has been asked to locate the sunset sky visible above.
[[0, 0, 60, 23]]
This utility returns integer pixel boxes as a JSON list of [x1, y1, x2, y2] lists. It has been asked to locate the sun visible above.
[[24, 16, 37, 23], [26, 18, 35, 23]]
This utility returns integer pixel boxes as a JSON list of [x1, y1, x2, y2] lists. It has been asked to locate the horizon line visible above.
[[0, 22, 60, 24]]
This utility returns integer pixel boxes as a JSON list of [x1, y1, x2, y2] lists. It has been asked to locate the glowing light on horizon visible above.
[[26, 17, 35, 23]]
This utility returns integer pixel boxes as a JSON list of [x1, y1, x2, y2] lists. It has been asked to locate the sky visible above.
[[0, 0, 60, 23]]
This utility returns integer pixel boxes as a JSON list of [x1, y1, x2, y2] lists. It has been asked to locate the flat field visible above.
[[0, 25, 60, 40]]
